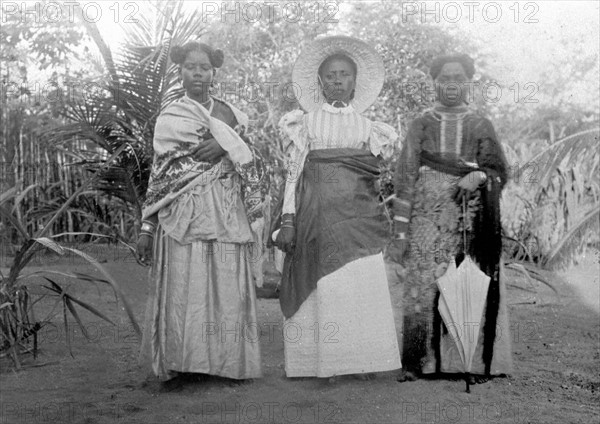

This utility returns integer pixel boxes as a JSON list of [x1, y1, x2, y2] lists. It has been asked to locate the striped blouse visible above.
[[279, 103, 399, 214]]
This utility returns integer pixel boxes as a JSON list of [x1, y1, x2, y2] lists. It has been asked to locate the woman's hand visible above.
[[275, 213, 296, 253], [458, 171, 486, 191], [275, 226, 296, 253], [192, 138, 226, 163], [137, 234, 154, 266], [453, 171, 486, 202], [388, 217, 409, 263], [387, 239, 409, 264]]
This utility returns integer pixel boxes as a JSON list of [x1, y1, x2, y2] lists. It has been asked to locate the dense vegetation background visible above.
[[1, 0, 598, 364]]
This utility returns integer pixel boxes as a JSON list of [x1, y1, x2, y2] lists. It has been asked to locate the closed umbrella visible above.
[[436, 196, 491, 393]]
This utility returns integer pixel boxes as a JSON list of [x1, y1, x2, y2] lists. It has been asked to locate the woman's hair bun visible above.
[[169, 42, 225, 68], [211, 49, 224, 68], [169, 45, 186, 65]]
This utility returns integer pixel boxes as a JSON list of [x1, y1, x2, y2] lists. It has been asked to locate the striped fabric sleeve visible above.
[[278, 110, 309, 215]]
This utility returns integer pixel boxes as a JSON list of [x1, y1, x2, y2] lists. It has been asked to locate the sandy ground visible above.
[[1, 247, 599, 424]]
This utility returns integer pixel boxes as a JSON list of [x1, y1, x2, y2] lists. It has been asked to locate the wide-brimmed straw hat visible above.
[[292, 35, 385, 113]]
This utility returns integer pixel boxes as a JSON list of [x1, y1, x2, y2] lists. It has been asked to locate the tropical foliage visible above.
[[502, 128, 599, 269], [0, 152, 140, 367], [1, 0, 598, 367]]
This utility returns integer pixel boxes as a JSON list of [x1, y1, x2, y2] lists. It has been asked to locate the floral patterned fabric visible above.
[[139, 96, 264, 380], [142, 96, 266, 243], [142, 95, 253, 222], [395, 107, 513, 376]]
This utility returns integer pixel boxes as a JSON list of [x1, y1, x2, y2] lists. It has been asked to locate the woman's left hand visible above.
[[453, 171, 486, 201], [137, 234, 154, 266], [458, 171, 486, 191], [192, 138, 227, 162], [387, 239, 409, 264]]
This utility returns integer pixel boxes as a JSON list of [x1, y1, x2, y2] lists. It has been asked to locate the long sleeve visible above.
[[474, 118, 509, 189], [393, 118, 423, 219], [278, 110, 309, 215], [282, 143, 309, 214]]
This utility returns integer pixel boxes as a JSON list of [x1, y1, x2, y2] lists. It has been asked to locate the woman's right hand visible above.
[[275, 226, 296, 253], [137, 234, 154, 265], [192, 138, 226, 163], [388, 218, 409, 264], [387, 239, 409, 264]]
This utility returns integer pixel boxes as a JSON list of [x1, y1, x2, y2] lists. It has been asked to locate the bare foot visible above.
[[396, 370, 418, 382], [468, 375, 490, 385]]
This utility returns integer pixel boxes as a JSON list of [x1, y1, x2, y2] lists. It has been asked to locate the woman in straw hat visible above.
[[273, 35, 402, 378], [389, 53, 513, 383]]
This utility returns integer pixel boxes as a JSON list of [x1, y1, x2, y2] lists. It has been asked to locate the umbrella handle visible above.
[[465, 372, 471, 393], [462, 194, 467, 253]]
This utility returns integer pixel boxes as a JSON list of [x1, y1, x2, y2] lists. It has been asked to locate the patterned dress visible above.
[[139, 96, 262, 380], [279, 103, 402, 377], [394, 104, 513, 376]]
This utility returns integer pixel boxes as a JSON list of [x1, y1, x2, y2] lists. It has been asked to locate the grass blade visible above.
[[64, 297, 90, 340], [62, 301, 73, 358], [61, 247, 140, 336], [64, 293, 115, 326]]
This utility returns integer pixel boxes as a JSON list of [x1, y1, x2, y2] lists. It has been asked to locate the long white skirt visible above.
[[283, 253, 401, 377]]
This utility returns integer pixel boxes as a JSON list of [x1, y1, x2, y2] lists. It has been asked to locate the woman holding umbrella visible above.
[[274, 35, 402, 379], [389, 54, 513, 383]]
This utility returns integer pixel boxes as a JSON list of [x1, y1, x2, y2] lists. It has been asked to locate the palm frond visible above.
[[519, 128, 600, 202], [72, 4, 117, 81], [543, 205, 600, 270], [86, 164, 143, 215]]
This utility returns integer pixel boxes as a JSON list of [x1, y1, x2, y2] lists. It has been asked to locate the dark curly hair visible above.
[[429, 54, 475, 80], [170, 42, 225, 68]]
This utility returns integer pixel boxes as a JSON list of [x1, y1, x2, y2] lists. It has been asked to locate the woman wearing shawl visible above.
[[137, 42, 262, 384], [274, 36, 402, 378], [389, 54, 513, 382]]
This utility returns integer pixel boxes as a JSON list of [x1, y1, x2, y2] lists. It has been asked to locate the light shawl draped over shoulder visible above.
[[142, 95, 253, 222]]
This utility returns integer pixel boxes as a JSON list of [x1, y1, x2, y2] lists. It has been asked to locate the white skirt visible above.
[[283, 253, 402, 377]]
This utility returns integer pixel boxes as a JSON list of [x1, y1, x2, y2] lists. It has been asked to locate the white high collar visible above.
[[321, 102, 355, 115]]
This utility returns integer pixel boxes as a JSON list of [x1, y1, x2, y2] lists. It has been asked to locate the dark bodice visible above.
[[395, 110, 508, 209]]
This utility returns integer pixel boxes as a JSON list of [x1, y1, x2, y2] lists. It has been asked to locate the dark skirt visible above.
[[401, 166, 512, 375], [279, 148, 390, 319]]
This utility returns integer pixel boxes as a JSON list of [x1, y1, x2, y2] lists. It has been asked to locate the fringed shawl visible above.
[[142, 96, 252, 221]]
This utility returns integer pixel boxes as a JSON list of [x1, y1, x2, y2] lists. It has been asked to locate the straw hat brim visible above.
[[292, 35, 384, 114]]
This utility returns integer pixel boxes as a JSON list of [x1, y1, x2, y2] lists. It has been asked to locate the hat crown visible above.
[[292, 35, 385, 114]]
